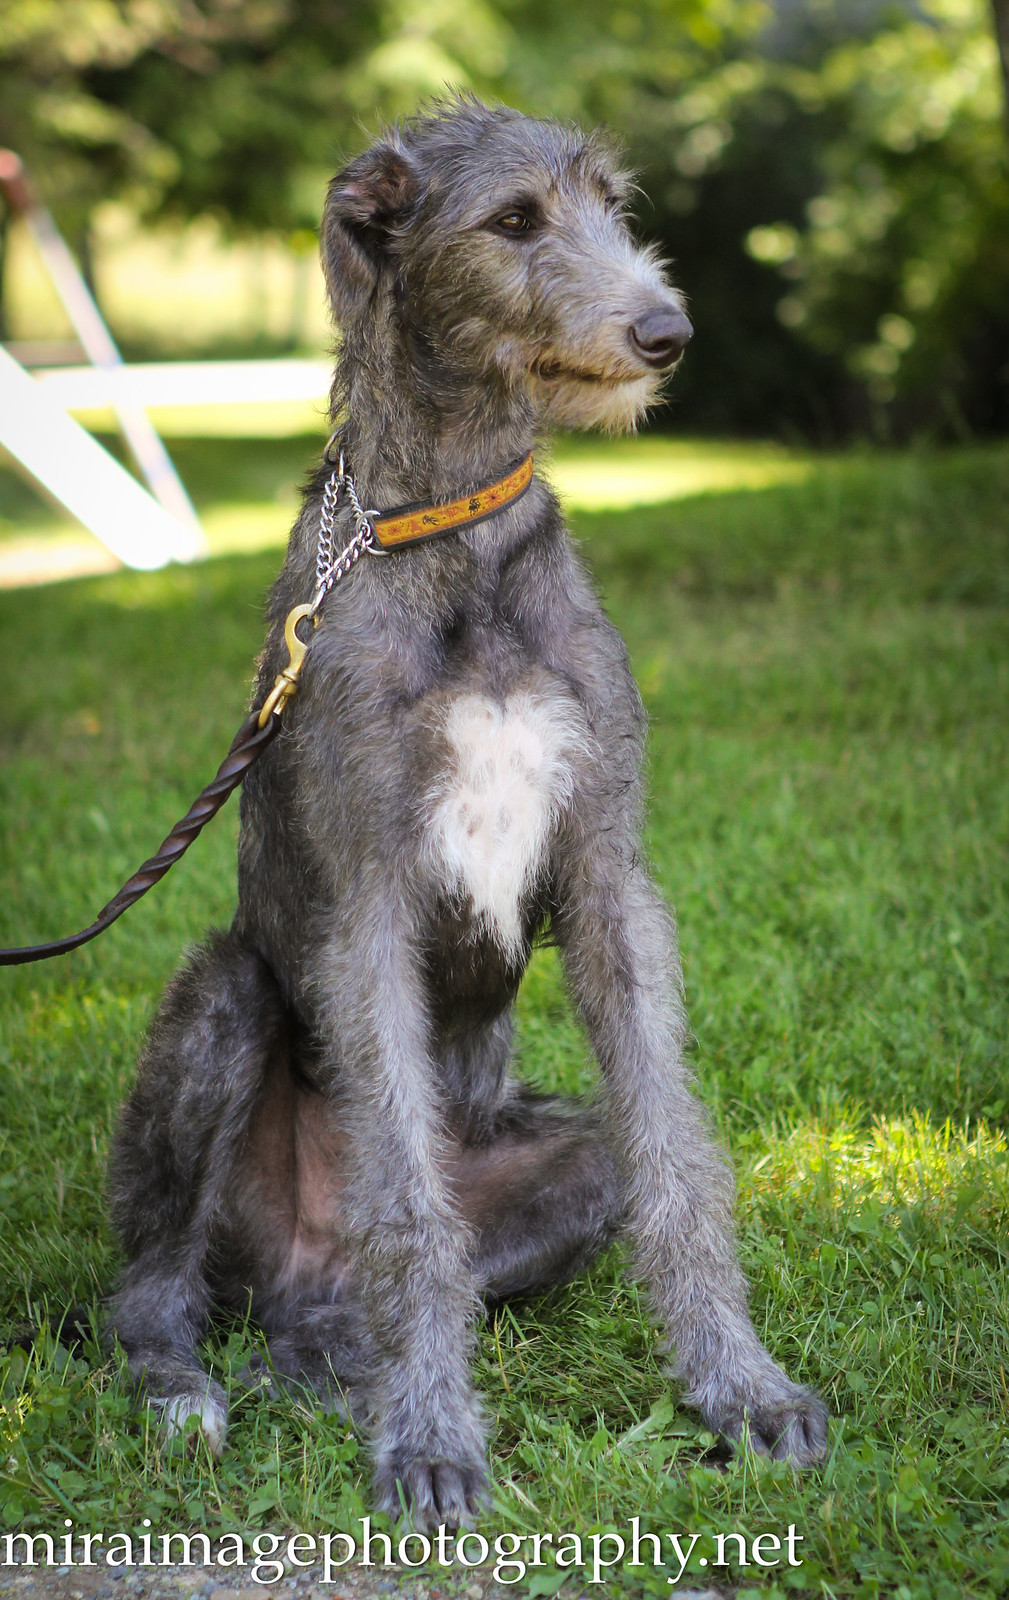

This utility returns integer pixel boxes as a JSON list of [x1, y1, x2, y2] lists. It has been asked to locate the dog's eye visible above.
[[495, 211, 534, 235]]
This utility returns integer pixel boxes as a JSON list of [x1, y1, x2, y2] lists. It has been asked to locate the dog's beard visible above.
[[531, 369, 660, 433], [487, 333, 667, 433]]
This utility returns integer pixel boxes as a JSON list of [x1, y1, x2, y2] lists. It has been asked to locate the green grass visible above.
[[1, 428, 815, 566], [1, 441, 1008, 1597]]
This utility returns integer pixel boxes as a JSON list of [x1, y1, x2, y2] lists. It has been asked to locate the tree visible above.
[[0, 3, 390, 239], [2, 0, 1006, 435], [992, 0, 1009, 119], [738, 0, 1009, 433]]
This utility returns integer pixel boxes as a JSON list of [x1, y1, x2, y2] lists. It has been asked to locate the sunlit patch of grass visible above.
[[548, 432, 813, 510], [1, 429, 815, 576], [198, 500, 302, 554], [64, 400, 332, 439], [189, 433, 814, 554], [756, 1113, 1008, 1218], [742, 1113, 1009, 1427]]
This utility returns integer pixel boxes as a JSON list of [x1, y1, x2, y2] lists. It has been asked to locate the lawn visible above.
[[0, 427, 814, 572], [1, 437, 1008, 1598]]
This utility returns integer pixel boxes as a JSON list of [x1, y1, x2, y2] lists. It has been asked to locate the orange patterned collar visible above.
[[370, 453, 534, 550]]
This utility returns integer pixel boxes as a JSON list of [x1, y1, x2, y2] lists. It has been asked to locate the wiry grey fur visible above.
[[107, 98, 828, 1528]]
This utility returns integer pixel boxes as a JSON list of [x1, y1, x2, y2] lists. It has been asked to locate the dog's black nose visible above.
[[629, 309, 693, 368]]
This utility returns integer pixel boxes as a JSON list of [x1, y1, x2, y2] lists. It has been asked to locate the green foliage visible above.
[[746, 0, 1009, 434], [585, 1, 1009, 436], [1, 1, 1007, 433], [1, 439, 1008, 1593], [0, 2, 296, 237]]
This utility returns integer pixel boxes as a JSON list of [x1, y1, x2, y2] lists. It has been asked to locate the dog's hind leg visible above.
[[452, 1090, 623, 1301], [106, 931, 285, 1454]]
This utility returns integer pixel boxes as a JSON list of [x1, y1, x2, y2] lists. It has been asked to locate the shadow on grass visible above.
[[575, 443, 1009, 607]]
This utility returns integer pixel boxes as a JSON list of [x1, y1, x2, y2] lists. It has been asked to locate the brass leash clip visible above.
[[257, 603, 315, 727]]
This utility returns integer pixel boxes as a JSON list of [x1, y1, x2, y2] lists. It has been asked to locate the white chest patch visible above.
[[425, 688, 581, 959]]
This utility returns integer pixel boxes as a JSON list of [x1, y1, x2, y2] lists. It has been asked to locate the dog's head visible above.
[[323, 97, 690, 433]]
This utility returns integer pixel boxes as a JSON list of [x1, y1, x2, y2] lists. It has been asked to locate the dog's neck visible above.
[[332, 309, 538, 511]]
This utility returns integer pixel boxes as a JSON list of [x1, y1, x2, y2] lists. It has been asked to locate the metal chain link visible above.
[[310, 447, 381, 617]]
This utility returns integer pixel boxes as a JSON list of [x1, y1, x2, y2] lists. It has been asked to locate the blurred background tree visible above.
[[1, 0, 1006, 438]]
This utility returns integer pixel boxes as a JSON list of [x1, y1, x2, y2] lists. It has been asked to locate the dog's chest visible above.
[[422, 682, 583, 957]]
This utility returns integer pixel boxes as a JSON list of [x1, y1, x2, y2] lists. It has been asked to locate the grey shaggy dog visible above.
[[107, 98, 828, 1528]]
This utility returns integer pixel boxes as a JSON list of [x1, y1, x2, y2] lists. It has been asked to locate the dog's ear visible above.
[[322, 142, 420, 323]]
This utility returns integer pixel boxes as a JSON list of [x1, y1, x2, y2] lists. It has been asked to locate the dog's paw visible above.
[[153, 1384, 229, 1457], [716, 1383, 828, 1467], [373, 1453, 488, 1530]]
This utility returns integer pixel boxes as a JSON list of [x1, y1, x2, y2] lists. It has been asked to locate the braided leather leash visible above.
[[0, 711, 280, 965], [0, 450, 375, 969], [0, 448, 534, 968]]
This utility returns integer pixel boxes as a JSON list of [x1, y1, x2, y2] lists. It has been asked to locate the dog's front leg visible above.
[[314, 890, 486, 1527], [556, 852, 828, 1465]]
